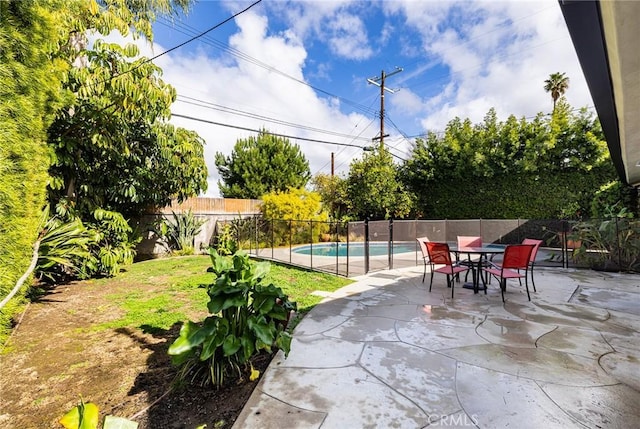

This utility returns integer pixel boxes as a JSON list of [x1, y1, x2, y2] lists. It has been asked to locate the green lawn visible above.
[[92, 254, 353, 333]]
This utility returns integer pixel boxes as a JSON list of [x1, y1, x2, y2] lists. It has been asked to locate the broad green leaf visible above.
[[59, 402, 99, 429], [168, 321, 206, 356], [103, 415, 139, 429], [248, 316, 276, 346], [240, 335, 255, 362], [252, 261, 270, 281], [276, 331, 293, 357], [251, 294, 275, 315], [222, 335, 242, 357], [209, 292, 248, 313], [199, 318, 227, 361]]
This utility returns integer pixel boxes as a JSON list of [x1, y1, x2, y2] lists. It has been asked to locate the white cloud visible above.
[[150, 10, 370, 196], [385, 0, 593, 133], [327, 14, 373, 60]]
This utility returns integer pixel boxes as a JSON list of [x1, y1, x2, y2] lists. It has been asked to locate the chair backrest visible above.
[[522, 238, 543, 263], [501, 244, 535, 270], [416, 237, 430, 259], [426, 242, 453, 266], [457, 236, 482, 249]]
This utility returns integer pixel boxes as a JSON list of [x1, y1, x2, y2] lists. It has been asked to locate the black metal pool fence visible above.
[[217, 217, 640, 277]]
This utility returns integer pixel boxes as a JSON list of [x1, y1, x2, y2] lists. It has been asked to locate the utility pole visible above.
[[368, 67, 403, 149], [331, 152, 334, 177]]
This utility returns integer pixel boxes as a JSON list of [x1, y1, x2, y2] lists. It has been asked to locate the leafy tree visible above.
[[544, 72, 570, 112], [42, 0, 207, 277], [346, 146, 413, 220], [215, 131, 311, 199], [48, 39, 207, 218], [311, 174, 349, 221]]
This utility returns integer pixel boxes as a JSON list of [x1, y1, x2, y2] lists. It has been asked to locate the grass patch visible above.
[[90, 255, 352, 334]]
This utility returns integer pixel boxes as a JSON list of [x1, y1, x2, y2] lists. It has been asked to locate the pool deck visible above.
[[233, 265, 640, 428]]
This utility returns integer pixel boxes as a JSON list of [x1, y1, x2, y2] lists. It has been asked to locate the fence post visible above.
[[388, 219, 393, 270], [310, 220, 313, 270], [334, 221, 339, 275], [364, 218, 370, 274], [562, 220, 568, 269], [346, 222, 350, 277], [289, 220, 292, 263], [616, 216, 621, 270], [254, 215, 258, 255]]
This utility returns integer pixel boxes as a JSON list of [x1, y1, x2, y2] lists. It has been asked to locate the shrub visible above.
[[570, 203, 640, 271], [84, 209, 138, 277], [211, 221, 238, 255], [168, 250, 296, 388], [153, 210, 205, 255], [260, 188, 329, 245], [36, 213, 95, 283]]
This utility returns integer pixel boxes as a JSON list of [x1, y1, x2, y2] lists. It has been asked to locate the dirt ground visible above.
[[0, 279, 270, 429]]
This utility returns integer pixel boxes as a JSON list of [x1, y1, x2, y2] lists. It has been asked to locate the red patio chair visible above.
[[522, 238, 543, 291], [426, 242, 470, 298], [481, 244, 535, 302], [417, 237, 430, 282]]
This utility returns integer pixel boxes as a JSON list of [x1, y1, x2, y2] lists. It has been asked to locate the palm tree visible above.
[[544, 72, 570, 113]]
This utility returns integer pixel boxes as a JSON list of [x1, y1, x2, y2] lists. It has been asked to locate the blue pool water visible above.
[[293, 242, 416, 257]]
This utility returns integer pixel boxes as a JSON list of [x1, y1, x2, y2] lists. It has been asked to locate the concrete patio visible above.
[[233, 266, 640, 428]]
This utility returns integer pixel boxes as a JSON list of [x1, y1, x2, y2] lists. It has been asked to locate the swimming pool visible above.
[[292, 242, 417, 257]]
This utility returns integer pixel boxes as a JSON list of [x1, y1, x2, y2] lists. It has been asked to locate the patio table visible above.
[[449, 244, 506, 293]]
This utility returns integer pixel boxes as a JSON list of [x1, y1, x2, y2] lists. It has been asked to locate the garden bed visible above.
[[0, 256, 351, 428]]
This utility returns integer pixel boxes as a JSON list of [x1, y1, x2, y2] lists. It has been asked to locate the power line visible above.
[[155, 17, 378, 117], [91, 0, 262, 86], [170, 113, 371, 149], [175, 95, 370, 141]]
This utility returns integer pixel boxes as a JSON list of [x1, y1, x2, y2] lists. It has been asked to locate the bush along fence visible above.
[[213, 216, 640, 277]]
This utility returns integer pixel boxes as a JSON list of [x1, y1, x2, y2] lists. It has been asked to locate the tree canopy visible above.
[[346, 146, 413, 220], [47, 38, 207, 217], [311, 173, 349, 221], [402, 103, 620, 219], [215, 131, 311, 199]]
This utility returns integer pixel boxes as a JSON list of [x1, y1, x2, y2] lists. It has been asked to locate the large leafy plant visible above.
[[570, 203, 640, 271], [212, 221, 239, 256], [153, 210, 205, 255], [36, 214, 96, 283], [168, 250, 296, 388]]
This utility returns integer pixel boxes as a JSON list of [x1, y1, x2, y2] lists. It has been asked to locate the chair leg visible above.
[[446, 274, 454, 298], [501, 278, 506, 303], [530, 263, 536, 292], [429, 270, 434, 292], [525, 273, 531, 301], [422, 263, 427, 283]]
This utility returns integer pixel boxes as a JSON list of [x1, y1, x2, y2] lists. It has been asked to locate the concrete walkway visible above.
[[234, 266, 640, 428]]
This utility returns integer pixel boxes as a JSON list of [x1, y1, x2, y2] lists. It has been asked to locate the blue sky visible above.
[[138, 0, 594, 196]]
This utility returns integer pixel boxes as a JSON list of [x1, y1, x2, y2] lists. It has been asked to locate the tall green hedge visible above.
[[420, 167, 616, 219], [403, 103, 628, 220], [0, 1, 65, 342]]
